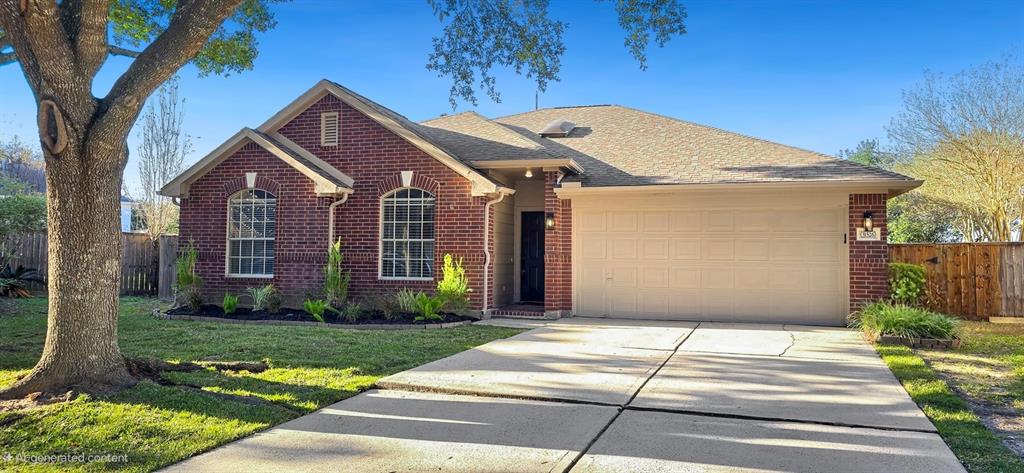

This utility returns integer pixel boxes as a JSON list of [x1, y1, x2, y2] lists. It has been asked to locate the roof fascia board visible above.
[[554, 180, 924, 198], [471, 158, 583, 174], [269, 132, 355, 187], [159, 128, 351, 198], [256, 80, 498, 196]]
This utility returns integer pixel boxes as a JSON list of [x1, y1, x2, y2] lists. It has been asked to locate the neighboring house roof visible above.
[[160, 128, 352, 198], [487, 105, 918, 191]]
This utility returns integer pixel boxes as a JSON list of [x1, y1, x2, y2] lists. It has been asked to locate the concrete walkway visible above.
[[166, 319, 965, 473]]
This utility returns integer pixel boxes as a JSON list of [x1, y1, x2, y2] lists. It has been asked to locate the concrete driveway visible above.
[[166, 319, 965, 473]]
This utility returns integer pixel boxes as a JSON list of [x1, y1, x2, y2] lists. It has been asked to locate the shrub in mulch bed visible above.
[[849, 301, 961, 350], [164, 304, 473, 326]]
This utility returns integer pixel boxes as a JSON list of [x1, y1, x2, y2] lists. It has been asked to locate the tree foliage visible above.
[[427, 0, 687, 107], [888, 55, 1024, 242]]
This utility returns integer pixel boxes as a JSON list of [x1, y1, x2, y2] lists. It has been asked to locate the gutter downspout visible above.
[[327, 192, 351, 246], [482, 189, 512, 317]]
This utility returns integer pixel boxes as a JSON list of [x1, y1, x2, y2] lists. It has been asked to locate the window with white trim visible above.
[[381, 188, 435, 279], [227, 189, 276, 277]]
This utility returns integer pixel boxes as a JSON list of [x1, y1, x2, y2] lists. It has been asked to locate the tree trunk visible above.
[[0, 140, 134, 398]]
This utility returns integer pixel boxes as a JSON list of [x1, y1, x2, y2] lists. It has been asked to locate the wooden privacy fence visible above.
[[890, 243, 1024, 320], [1, 232, 179, 297]]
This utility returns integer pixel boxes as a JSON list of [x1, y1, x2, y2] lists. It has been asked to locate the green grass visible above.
[[0, 297, 523, 472], [877, 343, 1024, 473]]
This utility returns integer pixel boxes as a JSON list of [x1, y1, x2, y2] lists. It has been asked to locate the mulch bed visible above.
[[164, 304, 474, 327]]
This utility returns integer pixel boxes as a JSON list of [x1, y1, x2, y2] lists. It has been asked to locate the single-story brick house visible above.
[[161, 80, 920, 325]]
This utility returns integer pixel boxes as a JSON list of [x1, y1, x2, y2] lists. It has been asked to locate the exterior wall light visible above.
[[524, 169, 534, 178], [863, 211, 874, 232], [545, 212, 556, 230]]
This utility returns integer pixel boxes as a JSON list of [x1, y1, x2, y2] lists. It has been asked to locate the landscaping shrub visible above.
[[412, 292, 444, 322], [222, 293, 239, 315], [174, 240, 202, 308], [323, 240, 351, 308], [303, 299, 335, 323], [265, 288, 283, 314], [850, 301, 959, 340], [890, 262, 926, 305], [180, 285, 203, 312], [395, 288, 418, 314], [248, 284, 276, 312], [437, 254, 470, 312], [341, 301, 364, 323], [0, 263, 41, 298], [363, 291, 401, 321]]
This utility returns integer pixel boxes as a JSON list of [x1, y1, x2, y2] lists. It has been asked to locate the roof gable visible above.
[[255, 80, 501, 196], [159, 128, 353, 198]]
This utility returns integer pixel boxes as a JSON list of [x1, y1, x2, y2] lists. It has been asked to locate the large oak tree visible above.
[[0, 0, 686, 399]]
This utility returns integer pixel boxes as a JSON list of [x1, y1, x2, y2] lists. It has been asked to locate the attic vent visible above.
[[538, 119, 575, 138], [321, 112, 339, 146]]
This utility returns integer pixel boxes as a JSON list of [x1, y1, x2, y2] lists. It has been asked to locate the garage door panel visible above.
[[669, 291, 702, 317], [609, 212, 638, 232], [643, 212, 670, 232], [608, 292, 638, 315], [638, 291, 671, 316], [735, 268, 770, 290], [736, 210, 774, 232], [641, 239, 670, 260], [703, 211, 735, 232], [641, 266, 670, 288], [806, 238, 840, 261], [735, 239, 770, 261], [702, 267, 734, 289], [670, 211, 701, 232], [611, 239, 638, 259], [771, 239, 806, 261], [579, 212, 607, 232], [575, 202, 846, 325], [580, 236, 608, 260], [771, 268, 808, 291], [671, 239, 700, 260], [702, 239, 735, 260], [670, 268, 701, 288]]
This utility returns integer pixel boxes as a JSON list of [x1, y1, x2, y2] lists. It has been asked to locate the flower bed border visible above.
[[159, 312, 473, 330], [870, 334, 962, 349]]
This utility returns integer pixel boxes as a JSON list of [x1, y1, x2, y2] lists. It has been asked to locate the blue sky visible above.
[[1, 0, 1022, 190]]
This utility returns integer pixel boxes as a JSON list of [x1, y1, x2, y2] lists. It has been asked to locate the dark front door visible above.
[[520, 212, 545, 302]]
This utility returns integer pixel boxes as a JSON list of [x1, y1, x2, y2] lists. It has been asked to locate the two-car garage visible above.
[[571, 190, 849, 326]]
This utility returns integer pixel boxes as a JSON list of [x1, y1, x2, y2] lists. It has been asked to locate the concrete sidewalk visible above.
[[165, 319, 965, 473]]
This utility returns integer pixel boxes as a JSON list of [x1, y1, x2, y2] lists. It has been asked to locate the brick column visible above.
[[849, 193, 889, 312], [543, 172, 572, 316]]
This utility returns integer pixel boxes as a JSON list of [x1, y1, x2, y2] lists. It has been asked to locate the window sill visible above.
[[226, 274, 274, 279], [378, 276, 434, 282]]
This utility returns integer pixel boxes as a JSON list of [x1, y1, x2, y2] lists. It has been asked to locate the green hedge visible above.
[[889, 262, 926, 305]]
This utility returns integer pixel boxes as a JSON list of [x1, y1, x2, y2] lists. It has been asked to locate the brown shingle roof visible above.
[[419, 111, 561, 162], [487, 105, 915, 187]]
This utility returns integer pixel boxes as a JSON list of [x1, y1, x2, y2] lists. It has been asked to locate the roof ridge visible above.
[[421, 111, 552, 152]]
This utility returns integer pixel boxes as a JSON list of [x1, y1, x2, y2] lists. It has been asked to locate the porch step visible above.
[[489, 309, 549, 319]]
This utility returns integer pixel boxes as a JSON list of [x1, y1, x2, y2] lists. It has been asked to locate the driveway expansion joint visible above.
[[620, 405, 940, 434]]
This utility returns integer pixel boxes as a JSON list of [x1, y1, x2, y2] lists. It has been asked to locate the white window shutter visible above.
[[321, 112, 339, 146]]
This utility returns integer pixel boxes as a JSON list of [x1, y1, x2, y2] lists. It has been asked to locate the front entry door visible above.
[[520, 212, 545, 302]]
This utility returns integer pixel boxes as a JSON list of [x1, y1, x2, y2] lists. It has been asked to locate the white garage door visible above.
[[574, 193, 848, 325]]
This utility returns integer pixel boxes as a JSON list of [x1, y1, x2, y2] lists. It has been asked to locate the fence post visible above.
[[158, 235, 179, 300]]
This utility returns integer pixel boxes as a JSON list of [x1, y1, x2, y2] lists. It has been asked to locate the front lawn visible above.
[[877, 321, 1024, 473], [0, 297, 522, 472]]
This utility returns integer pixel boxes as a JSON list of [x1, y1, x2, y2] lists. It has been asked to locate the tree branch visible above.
[[60, 0, 110, 77], [0, 51, 15, 66], [96, 0, 243, 149], [109, 45, 141, 58]]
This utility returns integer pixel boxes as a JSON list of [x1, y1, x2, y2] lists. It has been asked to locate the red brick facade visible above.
[[179, 95, 490, 308], [849, 193, 889, 311], [543, 171, 572, 314]]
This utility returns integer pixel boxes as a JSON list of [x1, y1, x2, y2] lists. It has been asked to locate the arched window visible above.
[[381, 188, 435, 279], [227, 189, 277, 277]]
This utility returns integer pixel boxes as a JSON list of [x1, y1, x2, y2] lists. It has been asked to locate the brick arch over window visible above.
[[376, 173, 440, 197], [221, 175, 281, 197]]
